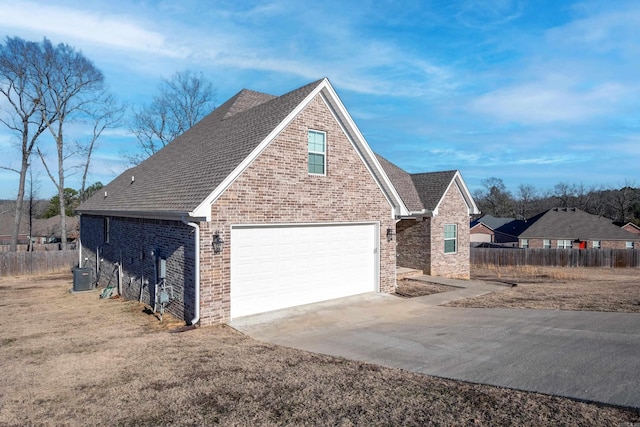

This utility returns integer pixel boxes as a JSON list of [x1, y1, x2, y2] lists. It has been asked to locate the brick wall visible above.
[[199, 94, 395, 324], [396, 218, 431, 272], [429, 184, 471, 279], [396, 183, 471, 279], [80, 215, 196, 322], [527, 238, 638, 250]]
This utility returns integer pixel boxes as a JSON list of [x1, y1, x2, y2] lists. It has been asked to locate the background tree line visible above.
[[473, 177, 640, 225], [0, 36, 215, 251]]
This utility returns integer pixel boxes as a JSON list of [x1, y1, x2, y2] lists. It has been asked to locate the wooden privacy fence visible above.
[[0, 250, 79, 277], [471, 248, 640, 268]]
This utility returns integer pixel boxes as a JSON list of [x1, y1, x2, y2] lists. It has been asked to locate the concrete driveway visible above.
[[231, 279, 640, 409]]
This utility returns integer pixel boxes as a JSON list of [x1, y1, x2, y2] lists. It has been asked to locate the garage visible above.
[[230, 223, 379, 318]]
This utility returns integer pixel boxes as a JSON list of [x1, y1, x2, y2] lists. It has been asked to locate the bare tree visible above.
[[129, 70, 215, 163], [0, 37, 58, 251], [77, 92, 125, 200], [33, 39, 105, 250], [608, 180, 638, 223], [515, 184, 538, 220], [475, 177, 514, 217]]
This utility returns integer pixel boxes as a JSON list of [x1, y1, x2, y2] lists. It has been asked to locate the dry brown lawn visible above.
[[449, 266, 640, 312], [1, 272, 639, 426], [395, 279, 456, 298]]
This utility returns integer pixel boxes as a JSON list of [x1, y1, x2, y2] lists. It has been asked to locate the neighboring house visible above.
[[32, 215, 80, 244], [617, 222, 640, 236], [77, 78, 410, 325], [377, 156, 479, 279], [518, 208, 640, 249], [470, 214, 524, 246], [0, 210, 29, 245]]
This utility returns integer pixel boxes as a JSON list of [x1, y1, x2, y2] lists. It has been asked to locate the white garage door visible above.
[[230, 223, 378, 318]]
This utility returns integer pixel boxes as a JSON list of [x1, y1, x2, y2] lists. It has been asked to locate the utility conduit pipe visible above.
[[182, 216, 200, 326]]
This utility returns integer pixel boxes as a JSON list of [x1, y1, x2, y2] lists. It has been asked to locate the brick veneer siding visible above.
[[199, 94, 396, 325], [526, 238, 638, 250], [396, 183, 471, 279], [79, 215, 196, 322], [429, 184, 471, 279], [396, 218, 431, 273]]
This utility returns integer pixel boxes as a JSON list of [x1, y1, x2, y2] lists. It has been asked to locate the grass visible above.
[[449, 266, 640, 312], [395, 278, 456, 298], [0, 272, 639, 426]]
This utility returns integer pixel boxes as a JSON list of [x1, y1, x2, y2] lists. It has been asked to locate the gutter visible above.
[[181, 216, 200, 326]]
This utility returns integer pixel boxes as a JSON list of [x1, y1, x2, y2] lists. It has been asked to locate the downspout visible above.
[[182, 216, 200, 326]]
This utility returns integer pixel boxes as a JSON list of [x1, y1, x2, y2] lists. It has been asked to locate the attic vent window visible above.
[[308, 130, 326, 175]]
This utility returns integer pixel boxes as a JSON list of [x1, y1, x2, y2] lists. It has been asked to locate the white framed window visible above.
[[444, 224, 457, 254], [104, 217, 110, 244], [543, 239, 551, 249], [626, 241, 634, 249], [308, 130, 326, 175], [520, 238, 529, 248], [592, 240, 601, 249], [557, 239, 572, 249]]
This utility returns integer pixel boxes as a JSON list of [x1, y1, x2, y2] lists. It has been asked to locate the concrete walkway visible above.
[[232, 278, 640, 409]]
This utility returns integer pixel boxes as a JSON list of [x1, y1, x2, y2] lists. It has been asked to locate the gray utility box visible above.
[[73, 268, 93, 292]]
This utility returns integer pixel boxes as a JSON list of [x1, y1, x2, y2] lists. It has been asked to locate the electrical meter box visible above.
[[157, 258, 166, 280]]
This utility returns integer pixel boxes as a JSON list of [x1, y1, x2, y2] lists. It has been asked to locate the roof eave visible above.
[[76, 209, 206, 222]]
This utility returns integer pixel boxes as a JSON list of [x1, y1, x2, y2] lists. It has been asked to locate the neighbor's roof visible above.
[[471, 214, 515, 231], [518, 208, 637, 240], [78, 78, 407, 220]]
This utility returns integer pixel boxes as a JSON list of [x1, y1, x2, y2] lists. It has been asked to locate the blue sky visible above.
[[0, 0, 639, 200]]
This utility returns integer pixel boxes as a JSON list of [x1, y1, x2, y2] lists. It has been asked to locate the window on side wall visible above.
[[543, 239, 551, 249], [592, 240, 601, 249], [444, 224, 457, 254], [557, 239, 572, 249], [626, 241, 634, 249], [520, 238, 529, 249], [308, 130, 326, 175], [104, 217, 110, 244]]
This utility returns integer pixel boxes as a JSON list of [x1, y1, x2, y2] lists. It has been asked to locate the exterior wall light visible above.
[[386, 227, 395, 242], [212, 231, 224, 254]]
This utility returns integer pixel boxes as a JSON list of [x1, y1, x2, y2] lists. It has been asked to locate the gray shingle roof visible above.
[[519, 208, 637, 240], [375, 155, 424, 212], [471, 215, 515, 230], [411, 171, 457, 211], [78, 79, 325, 215], [375, 156, 463, 214]]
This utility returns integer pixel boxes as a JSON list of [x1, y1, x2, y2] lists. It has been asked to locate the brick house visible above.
[[77, 78, 411, 325], [518, 208, 640, 249], [377, 156, 479, 279], [470, 215, 525, 246]]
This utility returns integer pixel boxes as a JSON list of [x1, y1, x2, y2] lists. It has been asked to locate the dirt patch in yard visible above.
[[450, 266, 640, 312], [395, 278, 457, 298], [0, 273, 638, 426]]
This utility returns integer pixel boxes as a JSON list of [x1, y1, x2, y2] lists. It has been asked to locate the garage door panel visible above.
[[230, 224, 377, 318]]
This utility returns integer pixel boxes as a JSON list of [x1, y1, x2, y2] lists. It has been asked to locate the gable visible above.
[[77, 78, 405, 221], [190, 79, 406, 220], [209, 93, 394, 220]]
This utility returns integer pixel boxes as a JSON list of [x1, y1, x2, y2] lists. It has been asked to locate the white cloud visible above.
[[0, 2, 184, 58], [469, 80, 630, 124]]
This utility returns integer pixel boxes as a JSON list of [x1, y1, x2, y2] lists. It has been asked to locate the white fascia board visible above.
[[454, 171, 480, 215], [319, 82, 409, 218], [432, 171, 480, 217], [190, 79, 330, 221]]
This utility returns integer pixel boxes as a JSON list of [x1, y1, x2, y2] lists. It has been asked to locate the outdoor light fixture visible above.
[[212, 231, 224, 254], [386, 227, 395, 242]]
